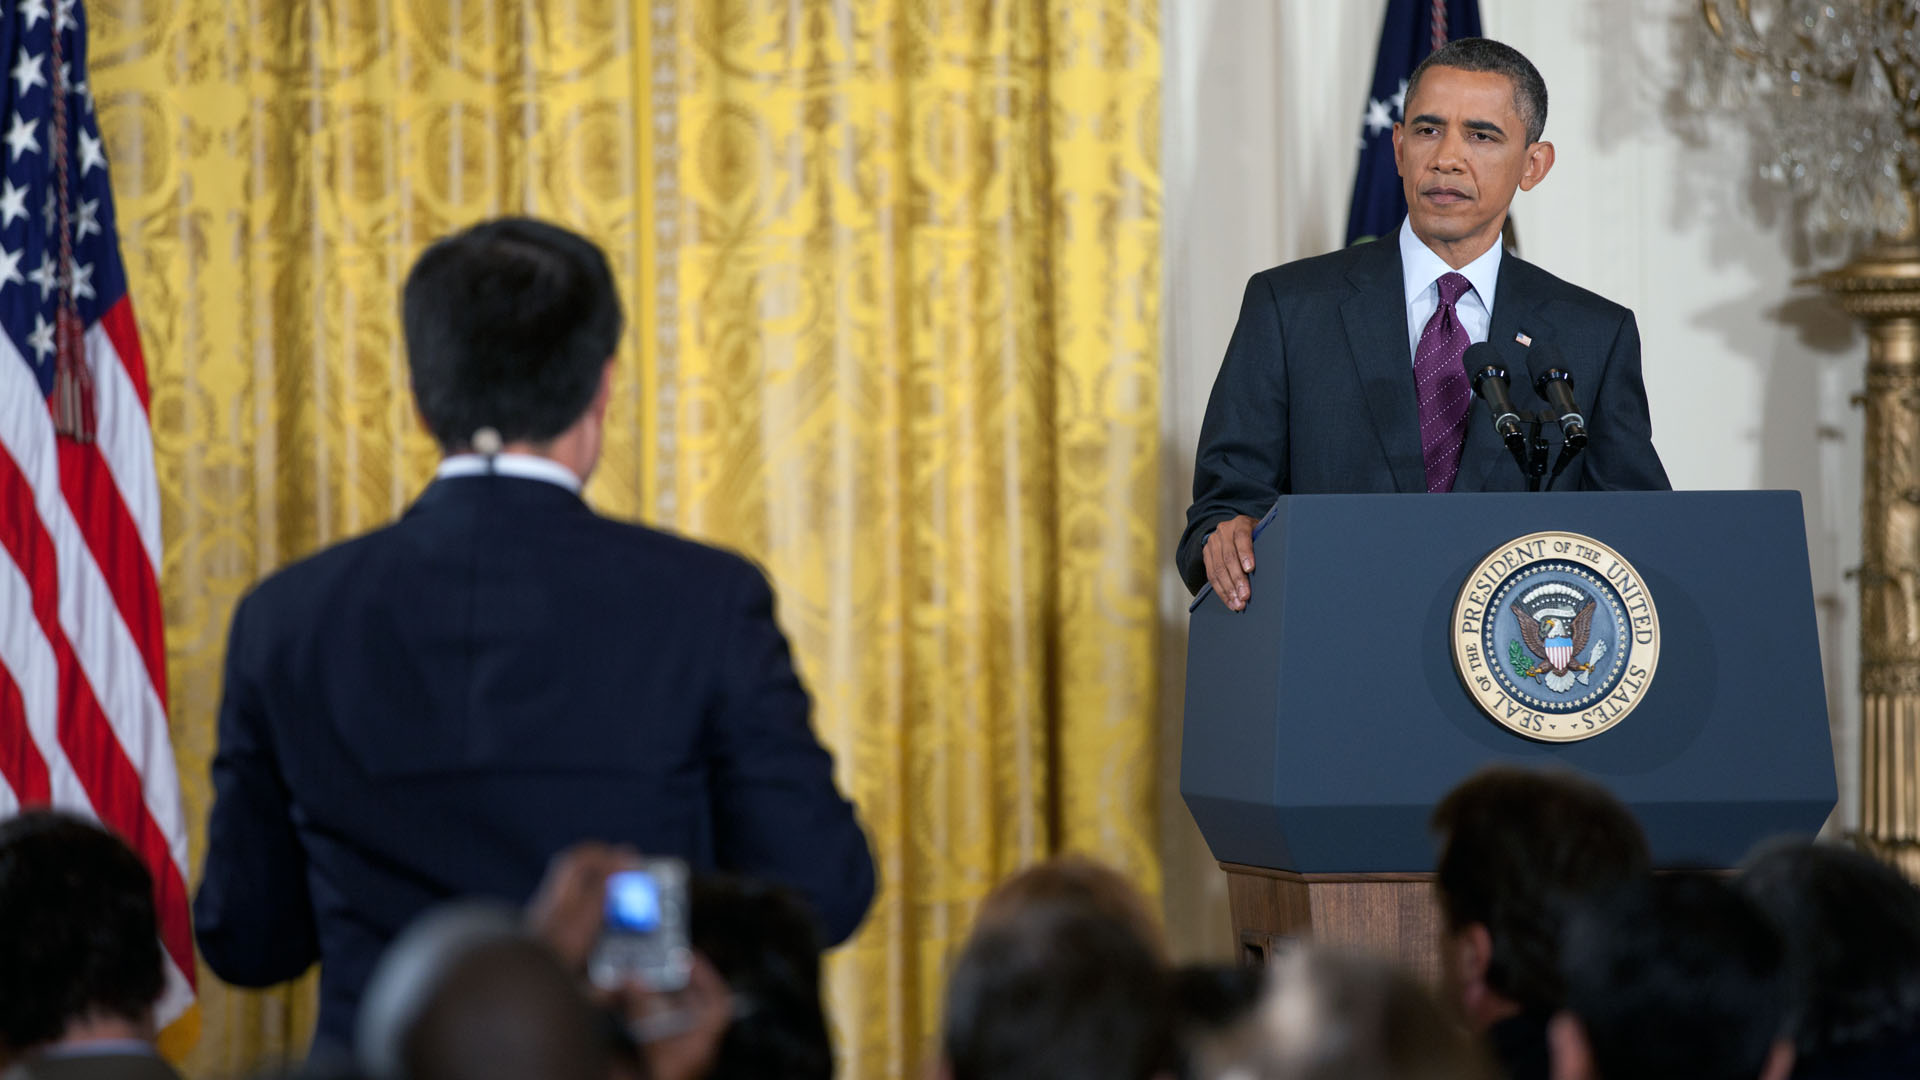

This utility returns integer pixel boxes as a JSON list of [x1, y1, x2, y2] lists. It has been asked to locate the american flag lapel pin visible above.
[[1515, 331, 1533, 347]]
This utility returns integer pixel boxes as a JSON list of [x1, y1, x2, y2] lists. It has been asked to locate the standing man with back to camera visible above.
[[1180, 38, 1670, 608], [193, 217, 876, 1051]]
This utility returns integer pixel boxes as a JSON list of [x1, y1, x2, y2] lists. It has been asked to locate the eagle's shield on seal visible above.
[[1510, 583, 1604, 694]]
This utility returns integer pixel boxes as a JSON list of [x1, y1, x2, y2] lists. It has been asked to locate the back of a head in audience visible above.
[[970, 854, 1167, 961], [0, 810, 165, 1067], [1430, 766, 1649, 1032], [357, 903, 614, 1080], [1222, 945, 1494, 1080], [1551, 872, 1792, 1080], [942, 858, 1171, 1080], [1168, 965, 1265, 1080], [1738, 839, 1920, 1077], [688, 874, 830, 1080]]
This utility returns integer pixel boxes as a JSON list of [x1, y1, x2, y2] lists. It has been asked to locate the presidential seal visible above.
[[1451, 532, 1660, 743]]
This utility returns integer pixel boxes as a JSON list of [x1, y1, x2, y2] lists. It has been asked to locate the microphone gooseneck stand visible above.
[[1507, 408, 1585, 492], [1461, 343, 1589, 493]]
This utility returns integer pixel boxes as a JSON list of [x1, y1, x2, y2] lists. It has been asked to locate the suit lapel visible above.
[[1455, 254, 1551, 493], [1339, 240, 1425, 493]]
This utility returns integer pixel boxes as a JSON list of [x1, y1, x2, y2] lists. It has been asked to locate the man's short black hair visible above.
[[1168, 964, 1264, 1080], [690, 875, 831, 1080], [1562, 873, 1789, 1080], [1430, 766, 1649, 1013], [1739, 839, 1920, 1058], [402, 217, 623, 452], [0, 810, 164, 1054], [943, 899, 1170, 1080], [1406, 38, 1548, 143]]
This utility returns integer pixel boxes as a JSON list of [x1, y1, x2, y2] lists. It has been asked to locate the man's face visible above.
[[1392, 66, 1552, 255]]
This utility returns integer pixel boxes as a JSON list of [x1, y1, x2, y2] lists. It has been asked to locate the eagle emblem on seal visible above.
[[1508, 582, 1609, 694]]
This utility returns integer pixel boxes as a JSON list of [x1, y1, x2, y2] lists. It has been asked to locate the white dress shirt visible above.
[[434, 452, 582, 493], [1399, 216, 1502, 365]]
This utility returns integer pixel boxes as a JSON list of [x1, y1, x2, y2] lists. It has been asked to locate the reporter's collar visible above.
[[435, 452, 582, 493]]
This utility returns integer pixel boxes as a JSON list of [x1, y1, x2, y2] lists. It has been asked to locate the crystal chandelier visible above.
[[1683, 0, 1920, 254]]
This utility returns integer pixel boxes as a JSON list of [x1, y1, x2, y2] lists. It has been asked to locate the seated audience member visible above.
[[1167, 965, 1264, 1080], [0, 811, 180, 1080], [970, 854, 1168, 960], [1550, 873, 1793, 1080], [356, 903, 615, 1080], [1208, 945, 1495, 1080], [1430, 766, 1651, 1080], [687, 875, 832, 1080], [1738, 839, 1920, 1078], [941, 858, 1172, 1080]]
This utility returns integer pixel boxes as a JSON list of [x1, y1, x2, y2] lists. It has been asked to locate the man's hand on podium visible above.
[[1202, 514, 1258, 612]]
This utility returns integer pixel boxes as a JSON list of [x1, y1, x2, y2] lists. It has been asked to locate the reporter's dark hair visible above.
[[402, 217, 623, 452], [1738, 838, 1920, 1055], [1562, 872, 1789, 1080], [0, 810, 164, 1054], [1407, 37, 1549, 143], [1168, 963, 1266, 1080], [690, 875, 831, 1080], [1430, 765, 1649, 1013], [942, 899, 1170, 1080]]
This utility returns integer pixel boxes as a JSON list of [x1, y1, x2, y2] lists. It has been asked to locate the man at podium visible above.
[[1179, 38, 1669, 609]]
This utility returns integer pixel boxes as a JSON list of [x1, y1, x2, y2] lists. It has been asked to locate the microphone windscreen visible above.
[[1519, 342, 1564, 391], [1462, 341, 1507, 393], [1462, 341, 1504, 373]]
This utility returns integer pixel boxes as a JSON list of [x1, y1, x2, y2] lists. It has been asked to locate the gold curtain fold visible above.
[[90, 1, 1160, 1077]]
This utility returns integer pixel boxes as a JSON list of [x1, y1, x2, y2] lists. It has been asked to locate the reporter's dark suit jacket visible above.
[[192, 474, 877, 1050], [2, 1050, 184, 1080], [1178, 236, 1672, 593]]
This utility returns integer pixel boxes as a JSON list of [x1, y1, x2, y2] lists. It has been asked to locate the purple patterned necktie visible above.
[[1414, 271, 1474, 493]]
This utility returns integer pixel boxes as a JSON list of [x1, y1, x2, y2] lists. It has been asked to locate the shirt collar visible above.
[[435, 452, 582, 493], [1399, 216, 1503, 311]]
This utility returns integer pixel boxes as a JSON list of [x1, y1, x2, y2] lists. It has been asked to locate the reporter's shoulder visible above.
[[1505, 253, 1632, 324], [238, 523, 406, 616], [587, 515, 772, 588]]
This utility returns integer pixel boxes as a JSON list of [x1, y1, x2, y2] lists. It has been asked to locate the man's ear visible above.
[[1446, 922, 1498, 1027], [1518, 140, 1555, 191], [1546, 1011, 1593, 1080], [1758, 1040, 1795, 1080], [1391, 121, 1406, 175], [591, 358, 616, 420], [1454, 922, 1493, 986]]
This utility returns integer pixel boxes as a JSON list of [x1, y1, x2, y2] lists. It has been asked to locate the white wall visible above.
[[1159, 0, 1864, 961]]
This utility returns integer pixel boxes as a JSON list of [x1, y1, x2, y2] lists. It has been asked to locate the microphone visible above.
[[1462, 342, 1526, 452], [1530, 350, 1589, 450]]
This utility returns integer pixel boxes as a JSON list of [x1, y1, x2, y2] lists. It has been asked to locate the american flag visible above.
[[0, 0, 196, 1037], [1345, 0, 1483, 246]]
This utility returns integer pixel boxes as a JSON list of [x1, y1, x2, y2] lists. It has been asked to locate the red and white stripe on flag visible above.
[[0, 304, 198, 1036], [0, 0, 197, 1048]]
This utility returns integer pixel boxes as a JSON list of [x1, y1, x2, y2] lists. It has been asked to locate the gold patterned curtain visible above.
[[90, 1, 1160, 1077]]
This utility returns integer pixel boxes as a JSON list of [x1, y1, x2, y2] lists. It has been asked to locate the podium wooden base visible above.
[[1222, 863, 1443, 982]]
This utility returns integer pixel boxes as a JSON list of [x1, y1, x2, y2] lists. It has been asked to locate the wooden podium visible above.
[[1183, 493, 1837, 971], [1224, 865, 1441, 981]]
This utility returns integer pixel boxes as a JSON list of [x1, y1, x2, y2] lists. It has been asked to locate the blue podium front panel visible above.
[[1181, 491, 1837, 873]]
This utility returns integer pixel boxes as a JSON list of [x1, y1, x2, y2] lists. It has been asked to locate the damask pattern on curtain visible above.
[[88, 2, 1160, 1077]]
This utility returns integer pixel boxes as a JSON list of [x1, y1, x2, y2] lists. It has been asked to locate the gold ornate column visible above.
[[1820, 204, 1920, 877], [1694, 0, 1920, 877]]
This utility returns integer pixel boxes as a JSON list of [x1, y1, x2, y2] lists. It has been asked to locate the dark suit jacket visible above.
[[1178, 236, 1671, 592], [1, 1049, 183, 1080], [193, 475, 876, 1050]]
